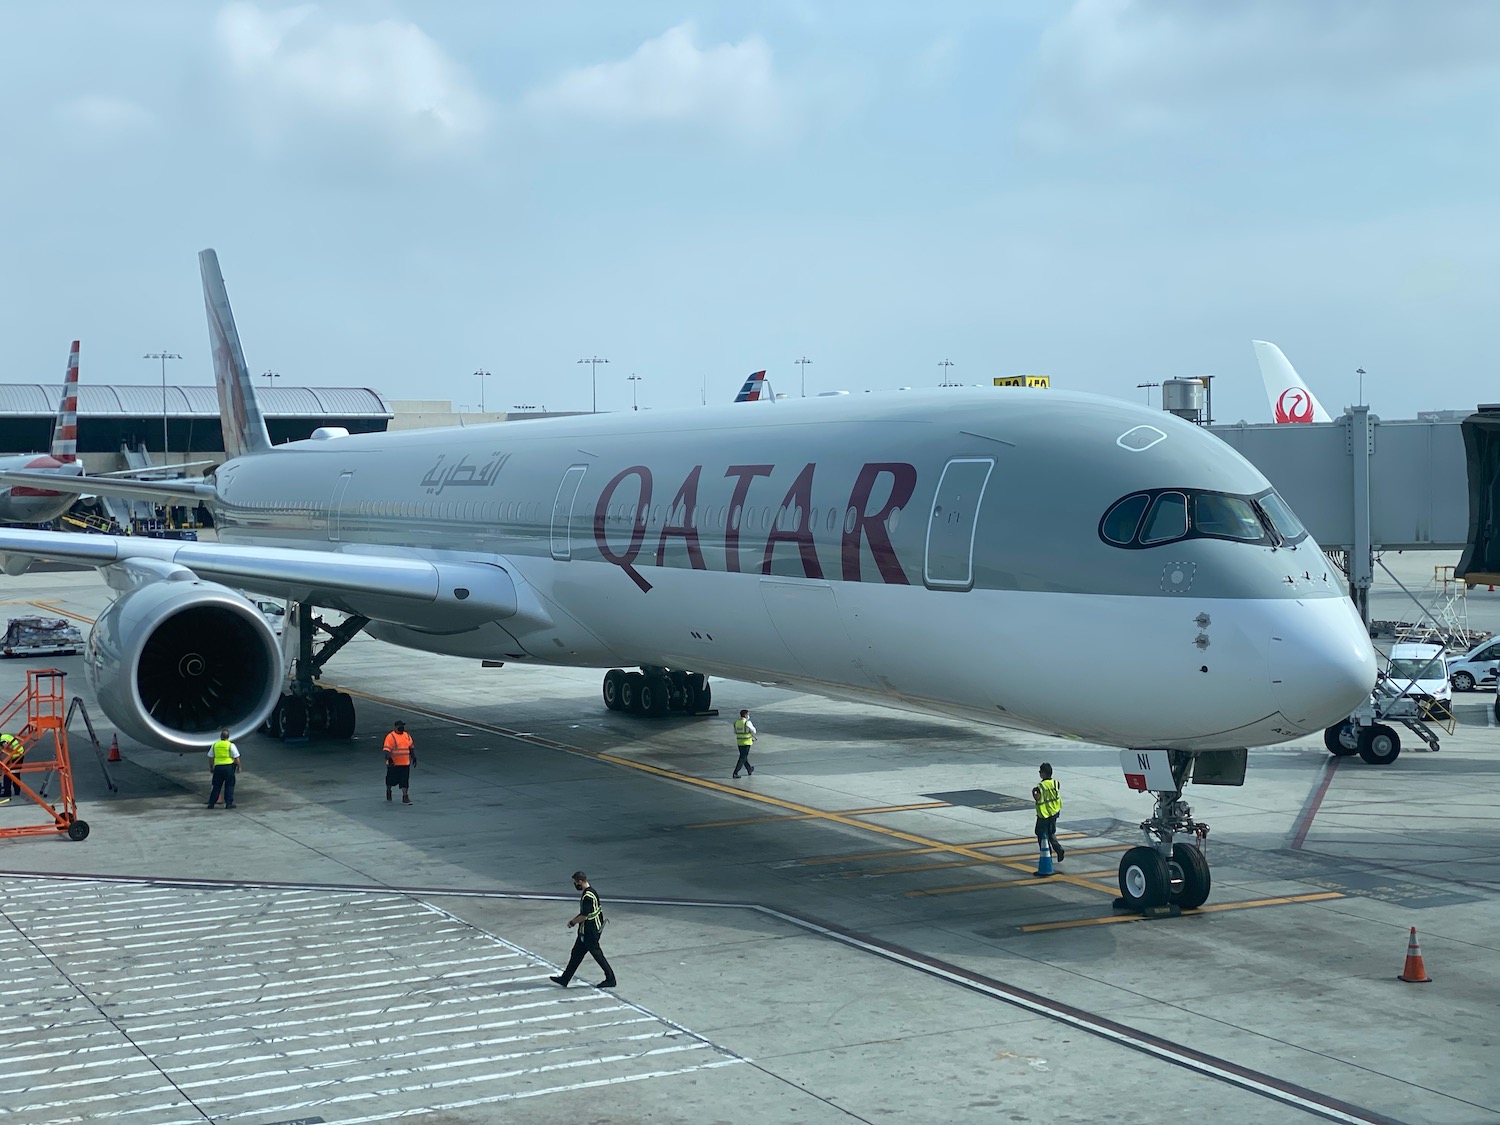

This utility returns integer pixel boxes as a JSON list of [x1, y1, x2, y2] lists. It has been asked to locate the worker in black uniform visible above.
[[549, 870, 616, 989]]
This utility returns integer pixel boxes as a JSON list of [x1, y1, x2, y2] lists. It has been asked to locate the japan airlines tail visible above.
[[1254, 340, 1332, 424], [0, 250, 1379, 912]]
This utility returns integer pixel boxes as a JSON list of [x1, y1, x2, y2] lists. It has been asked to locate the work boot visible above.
[[549, 975, 567, 987], [1054, 843, 1065, 861], [386, 788, 392, 801], [402, 794, 412, 804], [596, 979, 617, 988], [747, 765, 754, 775]]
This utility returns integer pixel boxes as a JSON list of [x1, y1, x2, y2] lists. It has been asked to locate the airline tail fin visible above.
[[199, 249, 273, 458], [734, 370, 770, 403], [1253, 340, 1332, 424], [49, 340, 80, 463]]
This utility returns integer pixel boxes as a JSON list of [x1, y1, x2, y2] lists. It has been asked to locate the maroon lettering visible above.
[[654, 465, 707, 570], [760, 462, 824, 579], [722, 464, 773, 573], [841, 462, 917, 584], [593, 466, 654, 592]]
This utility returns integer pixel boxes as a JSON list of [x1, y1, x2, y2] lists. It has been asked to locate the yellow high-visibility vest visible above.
[[1035, 778, 1061, 819], [211, 739, 236, 766], [734, 719, 754, 747]]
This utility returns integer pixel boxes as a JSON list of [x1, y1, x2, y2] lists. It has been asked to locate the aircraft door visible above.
[[924, 458, 995, 590], [550, 465, 588, 560], [329, 471, 353, 543]]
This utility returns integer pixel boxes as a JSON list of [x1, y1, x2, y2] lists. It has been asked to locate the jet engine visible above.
[[86, 577, 283, 752]]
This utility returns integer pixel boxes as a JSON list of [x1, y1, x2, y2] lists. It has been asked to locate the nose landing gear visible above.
[[1115, 748, 1241, 914]]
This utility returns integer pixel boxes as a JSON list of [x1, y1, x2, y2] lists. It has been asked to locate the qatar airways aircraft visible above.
[[0, 340, 85, 523], [0, 251, 1376, 911]]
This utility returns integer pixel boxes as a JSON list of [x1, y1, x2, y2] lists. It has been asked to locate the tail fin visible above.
[[733, 370, 769, 403], [1253, 340, 1332, 424], [49, 340, 80, 463], [199, 249, 273, 458]]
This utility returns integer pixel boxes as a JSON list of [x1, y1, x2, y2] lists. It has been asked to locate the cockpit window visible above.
[[1099, 486, 1299, 549], [1140, 492, 1189, 544], [1257, 490, 1307, 544], [1101, 493, 1150, 545], [1193, 493, 1264, 541]]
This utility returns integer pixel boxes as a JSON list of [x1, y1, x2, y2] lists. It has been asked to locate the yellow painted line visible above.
[[339, 687, 1111, 893], [909, 871, 1120, 897], [1017, 891, 1346, 933], [23, 601, 95, 624], [686, 800, 952, 830], [797, 832, 1087, 866]]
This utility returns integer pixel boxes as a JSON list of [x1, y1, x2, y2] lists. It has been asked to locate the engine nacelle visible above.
[[87, 578, 284, 752]]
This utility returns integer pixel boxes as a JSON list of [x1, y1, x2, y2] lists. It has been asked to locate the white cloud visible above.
[[525, 23, 789, 139], [213, 2, 487, 155], [53, 96, 159, 135], [1025, 0, 1500, 144]]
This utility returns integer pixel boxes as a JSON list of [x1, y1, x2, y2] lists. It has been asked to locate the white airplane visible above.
[[0, 251, 1377, 912], [1253, 340, 1333, 424], [0, 340, 86, 523]]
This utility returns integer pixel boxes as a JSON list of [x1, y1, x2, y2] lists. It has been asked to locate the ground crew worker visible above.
[[550, 870, 616, 989], [206, 728, 240, 809], [384, 720, 415, 804], [1033, 762, 1064, 862], [0, 731, 24, 802], [732, 709, 756, 778]]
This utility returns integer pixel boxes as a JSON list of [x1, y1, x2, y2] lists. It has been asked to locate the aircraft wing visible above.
[[0, 469, 215, 502], [0, 527, 521, 624]]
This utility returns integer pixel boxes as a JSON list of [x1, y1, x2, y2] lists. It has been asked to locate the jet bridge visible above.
[[1210, 406, 1498, 623]]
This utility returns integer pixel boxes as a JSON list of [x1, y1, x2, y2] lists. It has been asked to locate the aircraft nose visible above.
[[1269, 599, 1378, 730]]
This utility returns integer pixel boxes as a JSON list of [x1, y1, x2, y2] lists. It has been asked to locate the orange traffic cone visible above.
[[107, 736, 121, 763], [1398, 926, 1431, 983]]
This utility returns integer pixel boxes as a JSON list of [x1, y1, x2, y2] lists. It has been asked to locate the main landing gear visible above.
[[1113, 748, 1244, 915], [263, 603, 370, 741], [601, 667, 714, 717]]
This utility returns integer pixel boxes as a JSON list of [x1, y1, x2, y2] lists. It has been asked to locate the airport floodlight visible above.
[[938, 358, 960, 387], [143, 352, 182, 458], [627, 373, 642, 411], [473, 369, 491, 414], [1136, 381, 1161, 407], [261, 370, 280, 386], [578, 357, 608, 413], [795, 356, 812, 398], [1356, 367, 1366, 406]]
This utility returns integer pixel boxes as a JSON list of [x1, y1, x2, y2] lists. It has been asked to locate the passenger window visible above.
[[1101, 494, 1150, 545], [1140, 492, 1189, 545]]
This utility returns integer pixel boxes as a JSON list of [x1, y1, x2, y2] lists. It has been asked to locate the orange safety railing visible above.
[[0, 669, 89, 841]]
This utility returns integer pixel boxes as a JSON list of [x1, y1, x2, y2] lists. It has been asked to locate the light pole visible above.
[[1356, 367, 1365, 406], [577, 356, 608, 412], [794, 356, 812, 397], [627, 373, 642, 411], [938, 358, 959, 386], [473, 369, 491, 414], [144, 351, 181, 458], [1136, 381, 1161, 407], [261, 370, 280, 387]]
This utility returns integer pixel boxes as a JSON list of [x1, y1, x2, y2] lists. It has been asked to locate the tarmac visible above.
[[0, 550, 1495, 1124]]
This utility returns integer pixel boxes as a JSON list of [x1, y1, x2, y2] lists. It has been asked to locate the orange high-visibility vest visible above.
[[383, 731, 413, 766]]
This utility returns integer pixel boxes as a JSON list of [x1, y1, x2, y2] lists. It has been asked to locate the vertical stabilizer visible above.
[[733, 370, 770, 403], [1253, 340, 1332, 424], [200, 249, 273, 458], [50, 340, 80, 463]]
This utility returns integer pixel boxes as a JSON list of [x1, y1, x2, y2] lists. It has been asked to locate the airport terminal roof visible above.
[[0, 385, 390, 418]]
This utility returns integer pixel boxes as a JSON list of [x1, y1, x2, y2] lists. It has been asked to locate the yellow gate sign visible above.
[[993, 375, 1051, 388]]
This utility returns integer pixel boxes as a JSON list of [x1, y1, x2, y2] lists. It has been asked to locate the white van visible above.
[[1447, 635, 1500, 692], [1383, 642, 1452, 715]]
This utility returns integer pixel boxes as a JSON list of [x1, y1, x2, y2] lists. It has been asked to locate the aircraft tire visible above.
[[642, 675, 670, 718], [264, 701, 284, 739], [1357, 723, 1400, 765], [1118, 846, 1169, 911], [1323, 722, 1359, 756], [279, 695, 309, 739], [696, 680, 712, 712], [1168, 843, 1211, 909], [621, 672, 646, 715], [602, 669, 626, 711], [328, 692, 356, 739]]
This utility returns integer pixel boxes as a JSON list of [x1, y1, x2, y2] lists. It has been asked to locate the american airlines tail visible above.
[[1253, 340, 1332, 424], [200, 249, 273, 458], [733, 370, 770, 403], [50, 340, 80, 463]]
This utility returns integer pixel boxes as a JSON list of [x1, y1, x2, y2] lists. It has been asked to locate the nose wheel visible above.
[[1115, 749, 1230, 914]]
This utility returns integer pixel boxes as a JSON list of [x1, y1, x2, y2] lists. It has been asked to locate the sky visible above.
[[1, 0, 1497, 422]]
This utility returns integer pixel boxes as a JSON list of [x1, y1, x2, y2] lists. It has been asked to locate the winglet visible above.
[[200, 249, 273, 458], [1253, 340, 1332, 424], [733, 370, 770, 403], [50, 340, 80, 463]]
